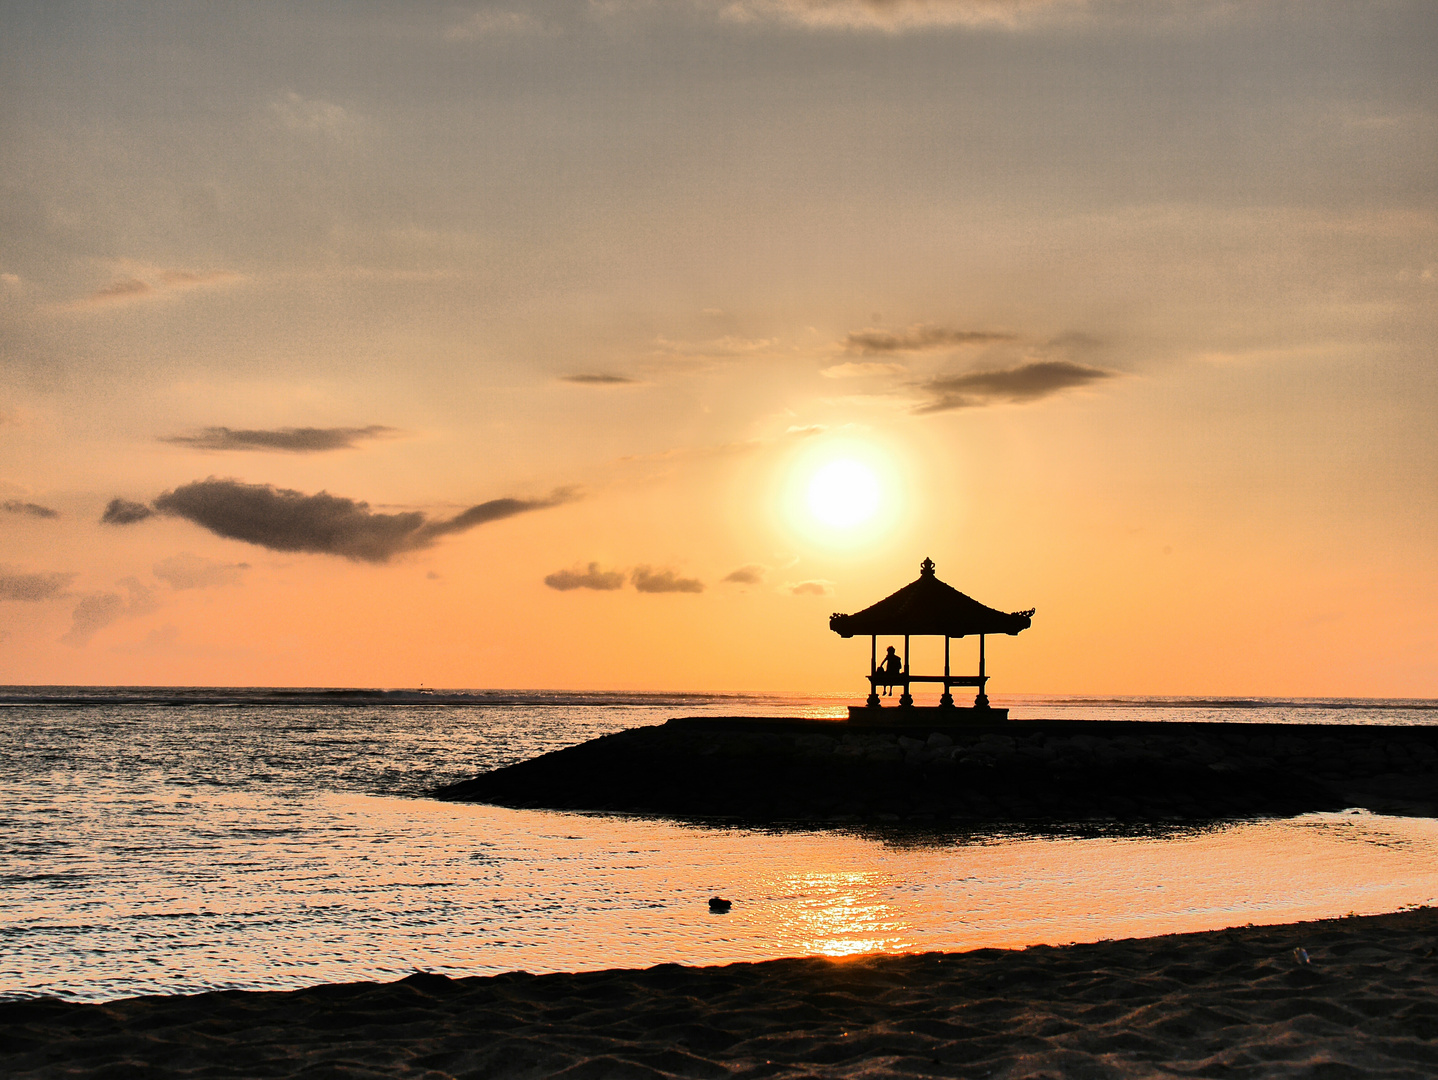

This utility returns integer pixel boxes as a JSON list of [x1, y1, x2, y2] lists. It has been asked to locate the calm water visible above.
[[3, 688, 1437, 1003]]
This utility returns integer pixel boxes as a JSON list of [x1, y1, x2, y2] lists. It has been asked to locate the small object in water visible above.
[[1293, 947, 1310, 965], [709, 897, 732, 913]]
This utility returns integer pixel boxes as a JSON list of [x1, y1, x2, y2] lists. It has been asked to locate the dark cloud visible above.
[[917, 360, 1116, 413], [101, 498, 155, 525], [153, 553, 249, 590], [161, 425, 395, 453], [788, 579, 834, 596], [560, 374, 639, 385], [2, 499, 59, 519], [721, 564, 766, 585], [148, 478, 575, 563], [0, 568, 74, 601], [846, 325, 1016, 355], [631, 566, 704, 594], [544, 562, 626, 591]]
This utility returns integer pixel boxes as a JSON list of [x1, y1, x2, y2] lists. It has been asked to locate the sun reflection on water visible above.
[[766, 870, 915, 958]]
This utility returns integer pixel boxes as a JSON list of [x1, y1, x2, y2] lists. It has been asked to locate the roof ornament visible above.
[[920, 556, 936, 577]]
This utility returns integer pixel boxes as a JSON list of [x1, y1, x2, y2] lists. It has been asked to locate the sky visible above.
[[1, 0, 1435, 695]]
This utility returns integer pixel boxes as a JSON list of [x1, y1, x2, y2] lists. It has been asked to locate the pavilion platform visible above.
[[846, 704, 1008, 723]]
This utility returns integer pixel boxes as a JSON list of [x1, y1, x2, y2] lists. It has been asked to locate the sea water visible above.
[[3, 688, 1437, 1003]]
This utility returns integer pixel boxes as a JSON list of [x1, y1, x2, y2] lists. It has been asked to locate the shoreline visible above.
[[5, 907, 1436, 1078]]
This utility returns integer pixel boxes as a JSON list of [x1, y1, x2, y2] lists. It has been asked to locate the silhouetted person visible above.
[[880, 646, 902, 695]]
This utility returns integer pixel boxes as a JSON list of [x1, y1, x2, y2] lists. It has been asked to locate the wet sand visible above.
[[4, 907, 1436, 1078]]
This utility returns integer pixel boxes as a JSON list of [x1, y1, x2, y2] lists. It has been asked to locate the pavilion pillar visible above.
[[975, 634, 990, 709], [867, 635, 880, 708], [940, 635, 954, 708], [899, 634, 913, 707]]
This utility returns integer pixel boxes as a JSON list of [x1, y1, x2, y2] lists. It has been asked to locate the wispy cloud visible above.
[[2, 499, 59, 519], [845, 325, 1016, 355], [72, 265, 239, 309], [269, 91, 356, 140], [0, 568, 74, 602], [916, 359, 1116, 413], [446, 8, 549, 39], [161, 425, 395, 453], [61, 578, 158, 647], [106, 478, 577, 563], [101, 498, 155, 525], [544, 562, 627, 591], [632, 566, 704, 594], [618, 424, 824, 464], [715, 0, 1084, 32], [787, 579, 834, 596], [87, 278, 151, 303], [153, 553, 249, 591], [559, 374, 640, 386], [722, 564, 767, 585], [821, 360, 908, 378]]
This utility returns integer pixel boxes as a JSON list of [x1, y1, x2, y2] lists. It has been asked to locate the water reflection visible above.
[[767, 870, 911, 957]]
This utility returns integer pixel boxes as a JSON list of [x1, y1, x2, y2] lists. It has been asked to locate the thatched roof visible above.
[[829, 558, 1034, 638]]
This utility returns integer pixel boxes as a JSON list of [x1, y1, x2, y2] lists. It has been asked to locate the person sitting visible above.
[[879, 646, 903, 695]]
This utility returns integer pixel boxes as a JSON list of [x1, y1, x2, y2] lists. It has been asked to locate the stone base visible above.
[[847, 704, 1008, 724]]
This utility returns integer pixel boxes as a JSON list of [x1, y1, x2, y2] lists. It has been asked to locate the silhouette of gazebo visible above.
[[829, 557, 1034, 719]]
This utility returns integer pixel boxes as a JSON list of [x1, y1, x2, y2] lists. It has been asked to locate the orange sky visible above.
[[1, 1, 1435, 695]]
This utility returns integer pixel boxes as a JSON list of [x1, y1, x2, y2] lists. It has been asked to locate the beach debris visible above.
[[1293, 947, 1310, 965], [709, 897, 733, 913]]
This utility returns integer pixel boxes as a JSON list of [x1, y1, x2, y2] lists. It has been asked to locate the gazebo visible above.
[[829, 557, 1034, 720]]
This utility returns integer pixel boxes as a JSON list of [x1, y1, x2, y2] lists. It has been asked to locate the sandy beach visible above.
[[5, 907, 1435, 1079]]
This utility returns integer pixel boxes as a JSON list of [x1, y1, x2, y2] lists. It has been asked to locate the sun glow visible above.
[[806, 459, 880, 528], [762, 436, 911, 552]]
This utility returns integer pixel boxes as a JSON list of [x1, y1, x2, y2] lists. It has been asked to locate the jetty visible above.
[[433, 714, 1438, 824]]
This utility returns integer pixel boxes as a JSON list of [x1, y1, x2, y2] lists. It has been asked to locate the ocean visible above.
[[3, 688, 1437, 1003]]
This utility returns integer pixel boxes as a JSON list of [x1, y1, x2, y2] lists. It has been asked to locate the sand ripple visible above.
[[4, 908, 1436, 1078]]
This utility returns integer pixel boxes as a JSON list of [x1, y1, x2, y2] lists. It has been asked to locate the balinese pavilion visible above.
[[829, 558, 1034, 721]]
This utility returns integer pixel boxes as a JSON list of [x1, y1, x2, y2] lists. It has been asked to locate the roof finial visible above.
[[920, 556, 935, 577]]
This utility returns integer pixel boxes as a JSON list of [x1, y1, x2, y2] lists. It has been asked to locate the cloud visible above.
[[651, 334, 780, 366], [619, 424, 824, 465], [722, 564, 767, 585], [87, 278, 151, 303], [153, 553, 249, 591], [101, 498, 155, 525], [0, 568, 75, 602], [787, 579, 835, 596], [821, 361, 908, 378], [73, 266, 239, 309], [916, 360, 1117, 413], [845, 325, 1016, 355], [2, 500, 59, 519], [544, 562, 627, 591], [143, 478, 575, 563], [715, 0, 1083, 32], [61, 578, 158, 647], [161, 425, 395, 453], [631, 566, 705, 594], [446, 8, 548, 38], [158, 270, 236, 289], [560, 374, 640, 385], [270, 91, 354, 139]]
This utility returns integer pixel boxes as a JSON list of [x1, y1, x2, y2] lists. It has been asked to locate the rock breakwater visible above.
[[433, 718, 1438, 825]]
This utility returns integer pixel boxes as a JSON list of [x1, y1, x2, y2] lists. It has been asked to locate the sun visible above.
[[807, 459, 880, 529]]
